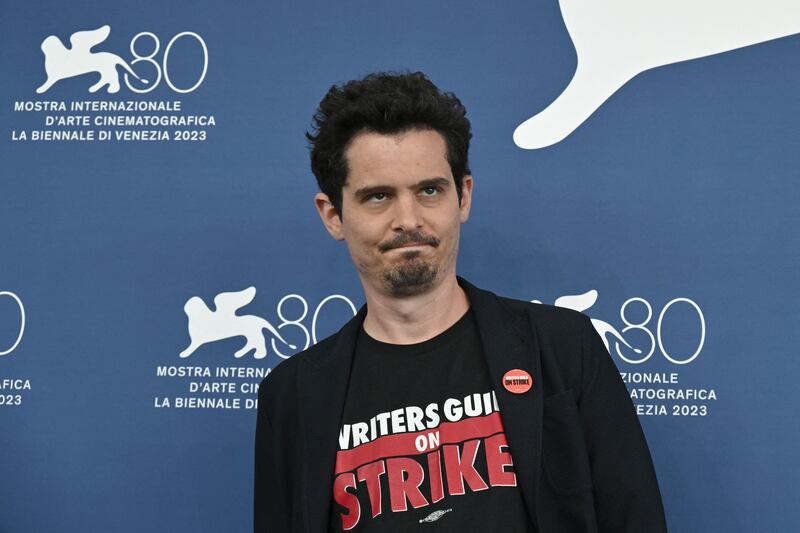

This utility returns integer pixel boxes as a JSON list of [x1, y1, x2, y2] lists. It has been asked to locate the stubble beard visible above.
[[372, 229, 443, 296], [382, 250, 438, 296]]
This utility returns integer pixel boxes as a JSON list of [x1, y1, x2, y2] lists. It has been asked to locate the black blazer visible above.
[[254, 277, 667, 532]]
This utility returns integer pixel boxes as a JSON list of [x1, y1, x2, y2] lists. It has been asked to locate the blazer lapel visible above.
[[300, 303, 366, 533], [458, 277, 543, 530]]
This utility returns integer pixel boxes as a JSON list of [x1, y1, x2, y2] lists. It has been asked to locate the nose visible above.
[[391, 192, 423, 232]]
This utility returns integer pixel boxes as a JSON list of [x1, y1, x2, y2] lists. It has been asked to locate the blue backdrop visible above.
[[2, 1, 799, 531]]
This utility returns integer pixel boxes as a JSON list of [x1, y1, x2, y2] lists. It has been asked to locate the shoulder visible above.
[[460, 277, 590, 338], [256, 304, 365, 425], [492, 292, 593, 380], [257, 331, 339, 401], [494, 293, 591, 336], [491, 291, 597, 393]]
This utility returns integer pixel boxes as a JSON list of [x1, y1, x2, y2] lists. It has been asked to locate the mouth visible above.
[[394, 243, 428, 249], [389, 243, 432, 252], [379, 236, 439, 253]]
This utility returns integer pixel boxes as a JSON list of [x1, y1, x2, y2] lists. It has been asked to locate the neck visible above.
[[360, 273, 470, 344]]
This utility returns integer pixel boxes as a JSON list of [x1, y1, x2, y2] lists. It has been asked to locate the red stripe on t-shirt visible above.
[[334, 412, 505, 474]]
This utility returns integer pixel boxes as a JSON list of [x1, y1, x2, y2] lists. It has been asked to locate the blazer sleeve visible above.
[[254, 379, 292, 533], [577, 314, 668, 532]]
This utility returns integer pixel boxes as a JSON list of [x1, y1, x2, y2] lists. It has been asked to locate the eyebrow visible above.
[[352, 177, 451, 199]]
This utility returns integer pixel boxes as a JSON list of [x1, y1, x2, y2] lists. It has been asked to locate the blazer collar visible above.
[[300, 276, 542, 532]]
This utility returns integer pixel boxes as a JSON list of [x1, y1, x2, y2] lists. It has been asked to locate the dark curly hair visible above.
[[306, 71, 472, 217]]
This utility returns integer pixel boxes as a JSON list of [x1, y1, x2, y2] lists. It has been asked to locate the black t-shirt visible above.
[[328, 307, 533, 532]]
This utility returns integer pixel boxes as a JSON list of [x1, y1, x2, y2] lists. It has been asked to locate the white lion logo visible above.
[[514, 0, 800, 149], [36, 25, 148, 94], [533, 289, 641, 355], [180, 287, 296, 359]]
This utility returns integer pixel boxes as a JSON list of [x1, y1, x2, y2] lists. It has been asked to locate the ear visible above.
[[458, 175, 474, 223], [314, 192, 344, 240]]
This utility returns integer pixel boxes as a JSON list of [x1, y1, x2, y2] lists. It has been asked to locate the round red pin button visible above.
[[503, 369, 533, 394]]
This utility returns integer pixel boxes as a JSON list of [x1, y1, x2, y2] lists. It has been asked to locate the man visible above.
[[254, 72, 667, 532]]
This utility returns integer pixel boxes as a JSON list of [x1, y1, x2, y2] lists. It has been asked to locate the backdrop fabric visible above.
[[1, 1, 798, 532]]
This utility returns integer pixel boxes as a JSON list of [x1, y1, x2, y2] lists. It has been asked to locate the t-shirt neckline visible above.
[[358, 306, 473, 357]]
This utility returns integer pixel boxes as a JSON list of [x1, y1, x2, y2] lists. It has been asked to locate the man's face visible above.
[[315, 128, 473, 297]]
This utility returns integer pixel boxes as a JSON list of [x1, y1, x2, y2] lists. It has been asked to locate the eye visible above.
[[367, 192, 388, 202], [420, 186, 440, 196]]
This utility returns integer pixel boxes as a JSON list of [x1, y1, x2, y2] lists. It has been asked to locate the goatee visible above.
[[382, 252, 437, 296]]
